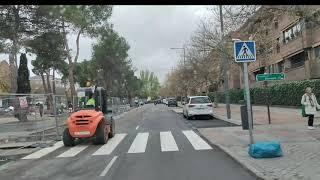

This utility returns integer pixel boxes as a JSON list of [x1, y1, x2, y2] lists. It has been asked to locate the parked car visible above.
[[182, 96, 213, 120], [163, 98, 168, 105], [167, 98, 177, 107]]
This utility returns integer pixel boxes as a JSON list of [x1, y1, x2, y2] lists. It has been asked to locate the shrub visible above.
[[210, 79, 320, 107]]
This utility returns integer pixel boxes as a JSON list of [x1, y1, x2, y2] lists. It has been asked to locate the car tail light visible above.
[[207, 104, 213, 107], [188, 105, 195, 108]]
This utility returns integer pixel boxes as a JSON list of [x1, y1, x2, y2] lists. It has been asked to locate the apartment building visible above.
[[227, 6, 320, 89]]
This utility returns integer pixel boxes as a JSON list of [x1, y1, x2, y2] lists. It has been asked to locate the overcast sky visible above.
[[0, 5, 210, 84], [110, 5, 209, 83]]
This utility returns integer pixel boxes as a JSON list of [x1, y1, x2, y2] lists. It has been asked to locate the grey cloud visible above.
[[0, 5, 209, 83], [110, 5, 209, 83]]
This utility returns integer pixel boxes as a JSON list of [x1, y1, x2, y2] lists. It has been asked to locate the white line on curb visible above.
[[99, 156, 118, 177], [135, 125, 139, 130]]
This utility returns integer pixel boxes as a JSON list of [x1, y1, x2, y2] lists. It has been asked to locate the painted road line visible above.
[[182, 130, 212, 150], [22, 141, 64, 159], [92, 134, 127, 156], [135, 125, 139, 130], [160, 131, 179, 152], [127, 132, 149, 153], [99, 156, 118, 177], [56, 145, 89, 158]]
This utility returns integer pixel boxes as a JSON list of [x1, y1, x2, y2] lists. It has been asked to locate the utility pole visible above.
[[170, 47, 187, 97], [219, 5, 231, 119]]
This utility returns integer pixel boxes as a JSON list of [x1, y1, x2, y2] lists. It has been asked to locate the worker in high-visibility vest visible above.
[[86, 92, 95, 107]]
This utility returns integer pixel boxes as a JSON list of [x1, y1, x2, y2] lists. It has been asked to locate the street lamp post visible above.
[[170, 47, 187, 98], [219, 5, 231, 120], [170, 47, 186, 65]]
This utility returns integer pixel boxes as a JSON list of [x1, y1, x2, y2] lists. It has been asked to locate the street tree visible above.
[[0, 5, 58, 93], [16, 53, 31, 94], [92, 28, 131, 97], [43, 5, 113, 102], [75, 59, 97, 87], [139, 70, 160, 99], [26, 31, 67, 110], [15, 53, 30, 121]]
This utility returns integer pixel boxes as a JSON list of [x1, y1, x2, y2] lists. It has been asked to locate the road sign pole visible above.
[[264, 81, 271, 124], [243, 62, 254, 144]]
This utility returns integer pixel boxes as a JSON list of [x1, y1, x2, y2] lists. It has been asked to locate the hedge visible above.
[[208, 79, 320, 107]]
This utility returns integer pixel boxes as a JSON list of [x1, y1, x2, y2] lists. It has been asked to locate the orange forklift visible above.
[[62, 86, 115, 146]]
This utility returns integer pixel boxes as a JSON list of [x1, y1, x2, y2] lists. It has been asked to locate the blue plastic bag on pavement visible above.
[[248, 141, 283, 158]]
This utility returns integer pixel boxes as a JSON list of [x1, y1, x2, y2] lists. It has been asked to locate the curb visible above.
[[191, 113, 268, 180], [202, 115, 267, 179], [211, 141, 267, 180], [213, 114, 242, 125], [193, 126, 267, 179]]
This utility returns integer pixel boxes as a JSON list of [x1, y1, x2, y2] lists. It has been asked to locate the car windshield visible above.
[[190, 97, 211, 104]]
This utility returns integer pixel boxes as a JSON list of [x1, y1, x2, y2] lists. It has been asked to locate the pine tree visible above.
[[16, 53, 31, 93]]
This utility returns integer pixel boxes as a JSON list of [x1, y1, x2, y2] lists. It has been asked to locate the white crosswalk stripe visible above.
[[92, 133, 127, 155], [57, 145, 89, 158], [22, 141, 64, 159], [20, 130, 213, 160], [160, 131, 179, 152], [127, 132, 149, 153], [182, 130, 212, 150]]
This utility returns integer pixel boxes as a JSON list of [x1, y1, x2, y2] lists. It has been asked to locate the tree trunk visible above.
[[62, 20, 83, 110], [46, 71, 53, 111], [40, 73, 48, 93], [9, 53, 18, 93], [214, 92, 219, 108], [10, 5, 21, 93], [52, 69, 56, 94]]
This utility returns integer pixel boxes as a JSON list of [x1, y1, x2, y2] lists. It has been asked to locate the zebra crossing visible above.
[[21, 130, 212, 160]]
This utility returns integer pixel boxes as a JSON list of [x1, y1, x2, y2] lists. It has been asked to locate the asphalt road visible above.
[[0, 104, 255, 180]]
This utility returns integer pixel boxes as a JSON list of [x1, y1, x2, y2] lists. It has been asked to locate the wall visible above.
[[285, 66, 307, 81]]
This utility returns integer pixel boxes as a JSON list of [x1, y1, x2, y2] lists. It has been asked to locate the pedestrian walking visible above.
[[301, 87, 320, 130], [39, 103, 44, 118], [68, 101, 73, 113]]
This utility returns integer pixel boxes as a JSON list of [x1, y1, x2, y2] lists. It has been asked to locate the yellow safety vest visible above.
[[86, 98, 95, 106]]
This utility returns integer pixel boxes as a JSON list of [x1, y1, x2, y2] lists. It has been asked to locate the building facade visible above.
[[226, 6, 320, 89]]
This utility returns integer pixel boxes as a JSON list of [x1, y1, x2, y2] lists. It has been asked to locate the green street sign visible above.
[[256, 73, 285, 82]]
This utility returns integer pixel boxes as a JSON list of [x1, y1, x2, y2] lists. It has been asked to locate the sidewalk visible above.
[[0, 114, 68, 144], [214, 103, 320, 125], [198, 103, 320, 180]]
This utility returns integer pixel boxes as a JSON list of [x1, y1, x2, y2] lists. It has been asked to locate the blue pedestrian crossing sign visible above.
[[234, 41, 256, 62]]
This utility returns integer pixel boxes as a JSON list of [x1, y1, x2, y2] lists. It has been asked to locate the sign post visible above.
[[263, 81, 271, 124], [257, 73, 285, 124], [234, 40, 256, 145]]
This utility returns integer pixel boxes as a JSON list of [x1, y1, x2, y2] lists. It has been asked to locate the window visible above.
[[274, 20, 278, 29], [282, 20, 303, 44], [314, 45, 320, 59], [276, 38, 280, 53], [268, 64, 275, 73], [190, 97, 211, 104], [289, 52, 305, 69], [278, 61, 285, 73]]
